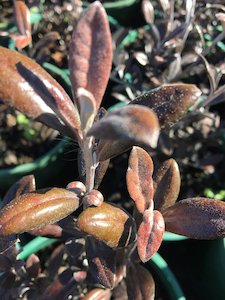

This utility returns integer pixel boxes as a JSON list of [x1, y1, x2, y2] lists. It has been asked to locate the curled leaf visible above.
[[0, 47, 81, 141], [69, 1, 112, 112], [137, 209, 165, 262], [153, 159, 180, 211], [131, 84, 201, 128], [127, 147, 154, 214], [88, 105, 159, 147], [88, 105, 160, 161], [0, 188, 80, 235], [163, 198, 225, 239], [77, 202, 135, 248]]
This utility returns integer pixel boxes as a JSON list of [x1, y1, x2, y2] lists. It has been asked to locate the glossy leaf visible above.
[[153, 159, 181, 211], [126, 263, 155, 300], [0, 175, 35, 253], [0, 47, 81, 141], [163, 198, 225, 239], [83, 288, 111, 300], [131, 84, 201, 128], [137, 209, 165, 262], [88, 105, 160, 161], [0, 188, 80, 235], [76, 202, 135, 248], [86, 237, 116, 289], [127, 147, 154, 214], [69, 1, 112, 112]]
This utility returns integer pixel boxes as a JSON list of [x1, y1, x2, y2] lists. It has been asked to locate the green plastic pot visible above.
[[0, 64, 76, 192], [150, 253, 186, 300], [159, 238, 225, 300], [163, 232, 188, 242], [84, 0, 142, 26], [0, 139, 69, 191]]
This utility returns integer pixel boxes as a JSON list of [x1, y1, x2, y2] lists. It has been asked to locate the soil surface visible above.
[[0, 103, 59, 167]]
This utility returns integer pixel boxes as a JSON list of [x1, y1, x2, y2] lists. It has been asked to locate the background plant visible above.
[[1, 2, 225, 299]]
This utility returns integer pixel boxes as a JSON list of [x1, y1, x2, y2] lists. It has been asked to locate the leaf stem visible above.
[[82, 136, 96, 192]]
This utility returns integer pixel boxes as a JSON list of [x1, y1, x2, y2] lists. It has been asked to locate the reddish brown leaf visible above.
[[0, 188, 80, 235], [29, 224, 63, 238], [96, 139, 132, 162], [94, 159, 110, 189], [126, 263, 155, 300], [88, 105, 160, 161], [137, 209, 165, 262], [131, 84, 201, 128], [163, 198, 225, 239], [48, 244, 65, 280], [77, 202, 135, 248], [153, 159, 180, 211], [14, 0, 31, 36], [86, 237, 116, 289], [127, 147, 154, 214], [26, 254, 41, 278], [83, 288, 111, 300], [41, 269, 75, 300], [0, 47, 81, 141], [69, 1, 112, 112], [0, 175, 36, 253], [2, 175, 36, 207], [14, 35, 32, 50]]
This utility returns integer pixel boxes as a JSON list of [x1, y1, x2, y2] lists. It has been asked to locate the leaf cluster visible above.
[[0, 2, 225, 299]]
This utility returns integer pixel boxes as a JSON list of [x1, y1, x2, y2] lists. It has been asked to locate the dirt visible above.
[[0, 102, 59, 168]]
